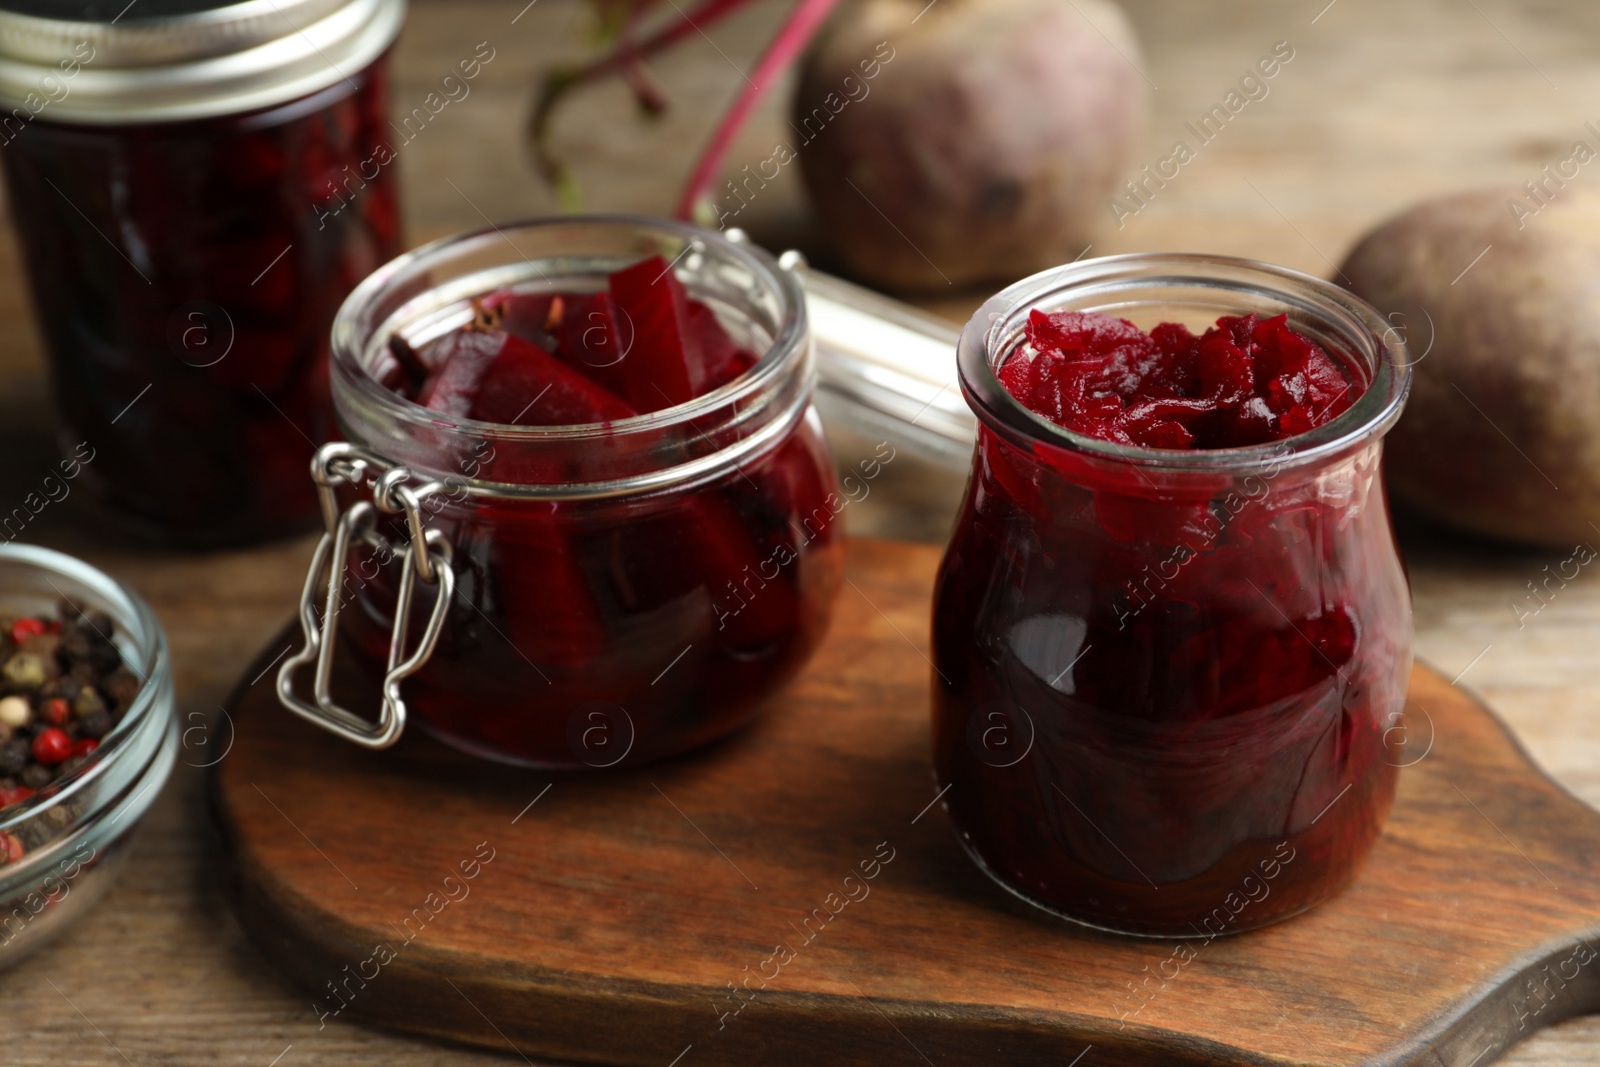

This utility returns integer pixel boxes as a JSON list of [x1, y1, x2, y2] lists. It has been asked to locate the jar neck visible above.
[[958, 253, 1411, 492], [975, 422, 1384, 505], [331, 217, 812, 501]]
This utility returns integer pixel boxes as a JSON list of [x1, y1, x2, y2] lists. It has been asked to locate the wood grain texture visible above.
[[0, 0, 1596, 1063], [212, 539, 1600, 1067]]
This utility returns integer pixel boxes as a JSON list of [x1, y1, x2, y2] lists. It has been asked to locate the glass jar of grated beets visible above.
[[932, 254, 1414, 936], [0, 0, 406, 546]]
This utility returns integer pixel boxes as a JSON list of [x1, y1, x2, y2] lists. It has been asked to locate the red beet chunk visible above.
[[492, 503, 607, 668], [1000, 310, 1359, 449], [1029, 308, 1150, 362], [684, 492, 797, 647], [607, 254, 701, 412], [601, 255, 759, 404], [558, 291, 631, 395], [469, 333, 636, 426], [417, 329, 507, 416], [403, 258, 761, 428], [686, 299, 758, 392], [483, 290, 560, 351]]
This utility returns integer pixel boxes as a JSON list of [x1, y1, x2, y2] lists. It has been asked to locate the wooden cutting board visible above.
[[210, 539, 1600, 1067]]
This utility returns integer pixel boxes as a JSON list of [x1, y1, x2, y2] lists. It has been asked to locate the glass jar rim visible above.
[[329, 215, 812, 499], [958, 252, 1412, 474]]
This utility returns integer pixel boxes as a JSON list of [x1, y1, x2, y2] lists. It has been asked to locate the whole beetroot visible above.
[[1340, 187, 1600, 548], [793, 0, 1148, 291]]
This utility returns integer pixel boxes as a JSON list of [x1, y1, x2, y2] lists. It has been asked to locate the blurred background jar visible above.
[[0, 0, 405, 547]]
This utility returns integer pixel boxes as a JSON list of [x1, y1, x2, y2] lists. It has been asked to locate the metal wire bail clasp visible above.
[[276, 442, 456, 749]]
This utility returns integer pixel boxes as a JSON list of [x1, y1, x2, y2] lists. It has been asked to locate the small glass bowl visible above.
[[0, 544, 177, 968]]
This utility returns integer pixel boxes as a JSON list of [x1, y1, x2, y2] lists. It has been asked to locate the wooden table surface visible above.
[[3, 0, 1599, 1063]]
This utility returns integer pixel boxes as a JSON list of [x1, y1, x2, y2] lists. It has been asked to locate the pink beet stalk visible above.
[[532, 0, 760, 202], [592, 0, 753, 88], [673, 0, 844, 223]]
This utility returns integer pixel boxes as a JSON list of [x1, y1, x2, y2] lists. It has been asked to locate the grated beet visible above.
[[1000, 310, 1358, 448], [932, 302, 1406, 934]]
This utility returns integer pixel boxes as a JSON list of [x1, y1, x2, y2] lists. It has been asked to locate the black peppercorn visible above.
[[102, 669, 140, 712], [58, 626, 91, 665], [78, 710, 112, 740], [0, 739, 26, 776]]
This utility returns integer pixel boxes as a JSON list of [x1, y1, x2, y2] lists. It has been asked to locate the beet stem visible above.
[[673, 0, 844, 224], [531, 0, 759, 206]]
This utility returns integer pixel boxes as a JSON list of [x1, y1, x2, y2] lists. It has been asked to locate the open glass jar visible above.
[[0, 0, 406, 546], [932, 255, 1413, 936], [278, 217, 844, 769]]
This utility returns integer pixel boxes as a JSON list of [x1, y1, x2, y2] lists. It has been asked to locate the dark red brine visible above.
[[0, 1, 404, 546], [933, 264, 1413, 937], [333, 238, 844, 769]]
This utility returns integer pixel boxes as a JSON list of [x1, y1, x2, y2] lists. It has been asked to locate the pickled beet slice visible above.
[[686, 299, 758, 392], [417, 329, 507, 416], [439, 261, 757, 420], [493, 504, 607, 668], [557, 291, 631, 395], [469, 334, 635, 426], [415, 301, 791, 652], [1001, 310, 1359, 449], [599, 489, 798, 654], [483, 290, 560, 351], [688, 492, 798, 648], [607, 254, 701, 412]]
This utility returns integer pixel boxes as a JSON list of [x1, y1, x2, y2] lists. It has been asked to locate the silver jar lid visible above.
[[0, 0, 404, 124]]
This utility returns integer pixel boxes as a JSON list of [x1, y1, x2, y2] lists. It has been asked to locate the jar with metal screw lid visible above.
[[0, 0, 406, 546]]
